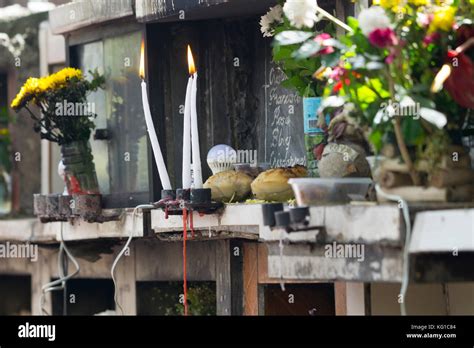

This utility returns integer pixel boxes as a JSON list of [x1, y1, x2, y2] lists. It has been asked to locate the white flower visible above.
[[260, 5, 283, 37], [283, 0, 319, 29], [358, 6, 392, 36]]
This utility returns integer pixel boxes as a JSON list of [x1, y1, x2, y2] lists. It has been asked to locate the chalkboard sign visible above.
[[261, 55, 306, 168]]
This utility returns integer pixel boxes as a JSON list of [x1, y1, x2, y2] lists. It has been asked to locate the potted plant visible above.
[[267, 0, 474, 201], [11, 67, 105, 198]]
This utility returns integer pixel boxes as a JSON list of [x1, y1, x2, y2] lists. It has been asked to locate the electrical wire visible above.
[[279, 229, 286, 292], [375, 184, 411, 316], [182, 208, 189, 316], [40, 223, 80, 315], [111, 204, 154, 315]]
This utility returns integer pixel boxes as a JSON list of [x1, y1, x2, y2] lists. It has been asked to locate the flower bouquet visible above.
[[260, 0, 345, 176], [268, 0, 474, 201], [11, 68, 105, 195]]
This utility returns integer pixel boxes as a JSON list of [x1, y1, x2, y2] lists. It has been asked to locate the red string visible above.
[[190, 209, 195, 238], [182, 208, 188, 316]]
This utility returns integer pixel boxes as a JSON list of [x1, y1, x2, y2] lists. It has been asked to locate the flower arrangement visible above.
[[267, 0, 474, 187], [11, 67, 105, 145], [260, 0, 337, 97]]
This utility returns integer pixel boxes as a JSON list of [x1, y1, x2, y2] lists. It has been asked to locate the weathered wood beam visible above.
[[136, 0, 276, 23], [216, 240, 243, 315]]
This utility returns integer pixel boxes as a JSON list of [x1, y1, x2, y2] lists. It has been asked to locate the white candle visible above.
[[139, 40, 171, 190], [182, 77, 192, 189], [190, 72, 203, 188], [141, 79, 172, 190]]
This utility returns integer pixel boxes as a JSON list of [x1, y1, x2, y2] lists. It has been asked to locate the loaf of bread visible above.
[[203, 170, 254, 202], [251, 165, 307, 201]]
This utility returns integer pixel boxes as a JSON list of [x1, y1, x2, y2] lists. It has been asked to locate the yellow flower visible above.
[[10, 86, 26, 109], [408, 0, 429, 6], [429, 6, 456, 32], [373, 0, 401, 9], [373, 0, 408, 14], [10, 67, 83, 110]]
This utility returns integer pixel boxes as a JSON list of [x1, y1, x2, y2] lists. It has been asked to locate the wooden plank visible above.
[[114, 244, 137, 315], [136, 0, 276, 22], [335, 0, 346, 37], [215, 240, 243, 315], [230, 240, 243, 315], [266, 243, 403, 282], [335, 282, 367, 315], [334, 282, 347, 315], [243, 242, 258, 315], [257, 243, 270, 284], [135, 239, 216, 282], [345, 282, 366, 315], [31, 248, 52, 315], [49, 0, 134, 35], [216, 240, 231, 315]]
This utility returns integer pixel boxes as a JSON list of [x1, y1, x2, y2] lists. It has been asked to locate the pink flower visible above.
[[423, 32, 440, 45], [385, 51, 396, 64], [314, 33, 335, 55], [368, 28, 398, 48], [329, 66, 345, 80]]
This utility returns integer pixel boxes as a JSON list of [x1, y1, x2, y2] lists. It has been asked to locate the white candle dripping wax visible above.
[[139, 41, 172, 190]]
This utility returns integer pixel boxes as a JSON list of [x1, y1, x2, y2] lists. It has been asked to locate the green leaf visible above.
[[274, 31, 313, 46], [272, 45, 293, 61], [401, 117, 424, 146], [292, 40, 321, 59], [369, 129, 383, 152], [346, 16, 359, 31], [321, 51, 341, 67]]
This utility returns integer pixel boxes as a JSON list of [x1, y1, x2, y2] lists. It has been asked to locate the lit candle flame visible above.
[[187, 45, 196, 75], [139, 39, 145, 79]]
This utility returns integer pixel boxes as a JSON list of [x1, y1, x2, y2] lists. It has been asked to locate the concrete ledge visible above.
[[0, 209, 144, 243], [49, 0, 134, 34]]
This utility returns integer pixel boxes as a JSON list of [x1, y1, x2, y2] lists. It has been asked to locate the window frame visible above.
[[66, 19, 159, 208]]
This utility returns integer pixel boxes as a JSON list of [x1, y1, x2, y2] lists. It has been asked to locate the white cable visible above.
[[279, 229, 286, 292], [40, 223, 80, 315], [375, 184, 411, 316], [111, 204, 154, 315]]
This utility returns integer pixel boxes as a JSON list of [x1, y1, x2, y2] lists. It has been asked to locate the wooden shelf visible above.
[[150, 204, 265, 240], [0, 209, 144, 243]]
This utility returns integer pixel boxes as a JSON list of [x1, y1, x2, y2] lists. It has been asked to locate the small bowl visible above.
[[288, 178, 373, 206]]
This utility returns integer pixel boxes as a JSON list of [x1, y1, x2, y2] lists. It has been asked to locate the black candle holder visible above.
[[274, 211, 291, 228], [289, 206, 310, 225], [176, 188, 191, 201], [154, 187, 222, 215], [161, 189, 176, 201], [190, 188, 212, 204], [261, 203, 284, 227]]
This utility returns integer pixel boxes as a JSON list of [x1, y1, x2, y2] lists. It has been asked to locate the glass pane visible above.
[[75, 41, 110, 194], [74, 31, 149, 197], [104, 31, 148, 194]]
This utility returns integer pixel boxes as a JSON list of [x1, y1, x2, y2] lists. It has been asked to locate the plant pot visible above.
[[303, 97, 328, 177], [60, 140, 100, 195], [71, 193, 102, 222]]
